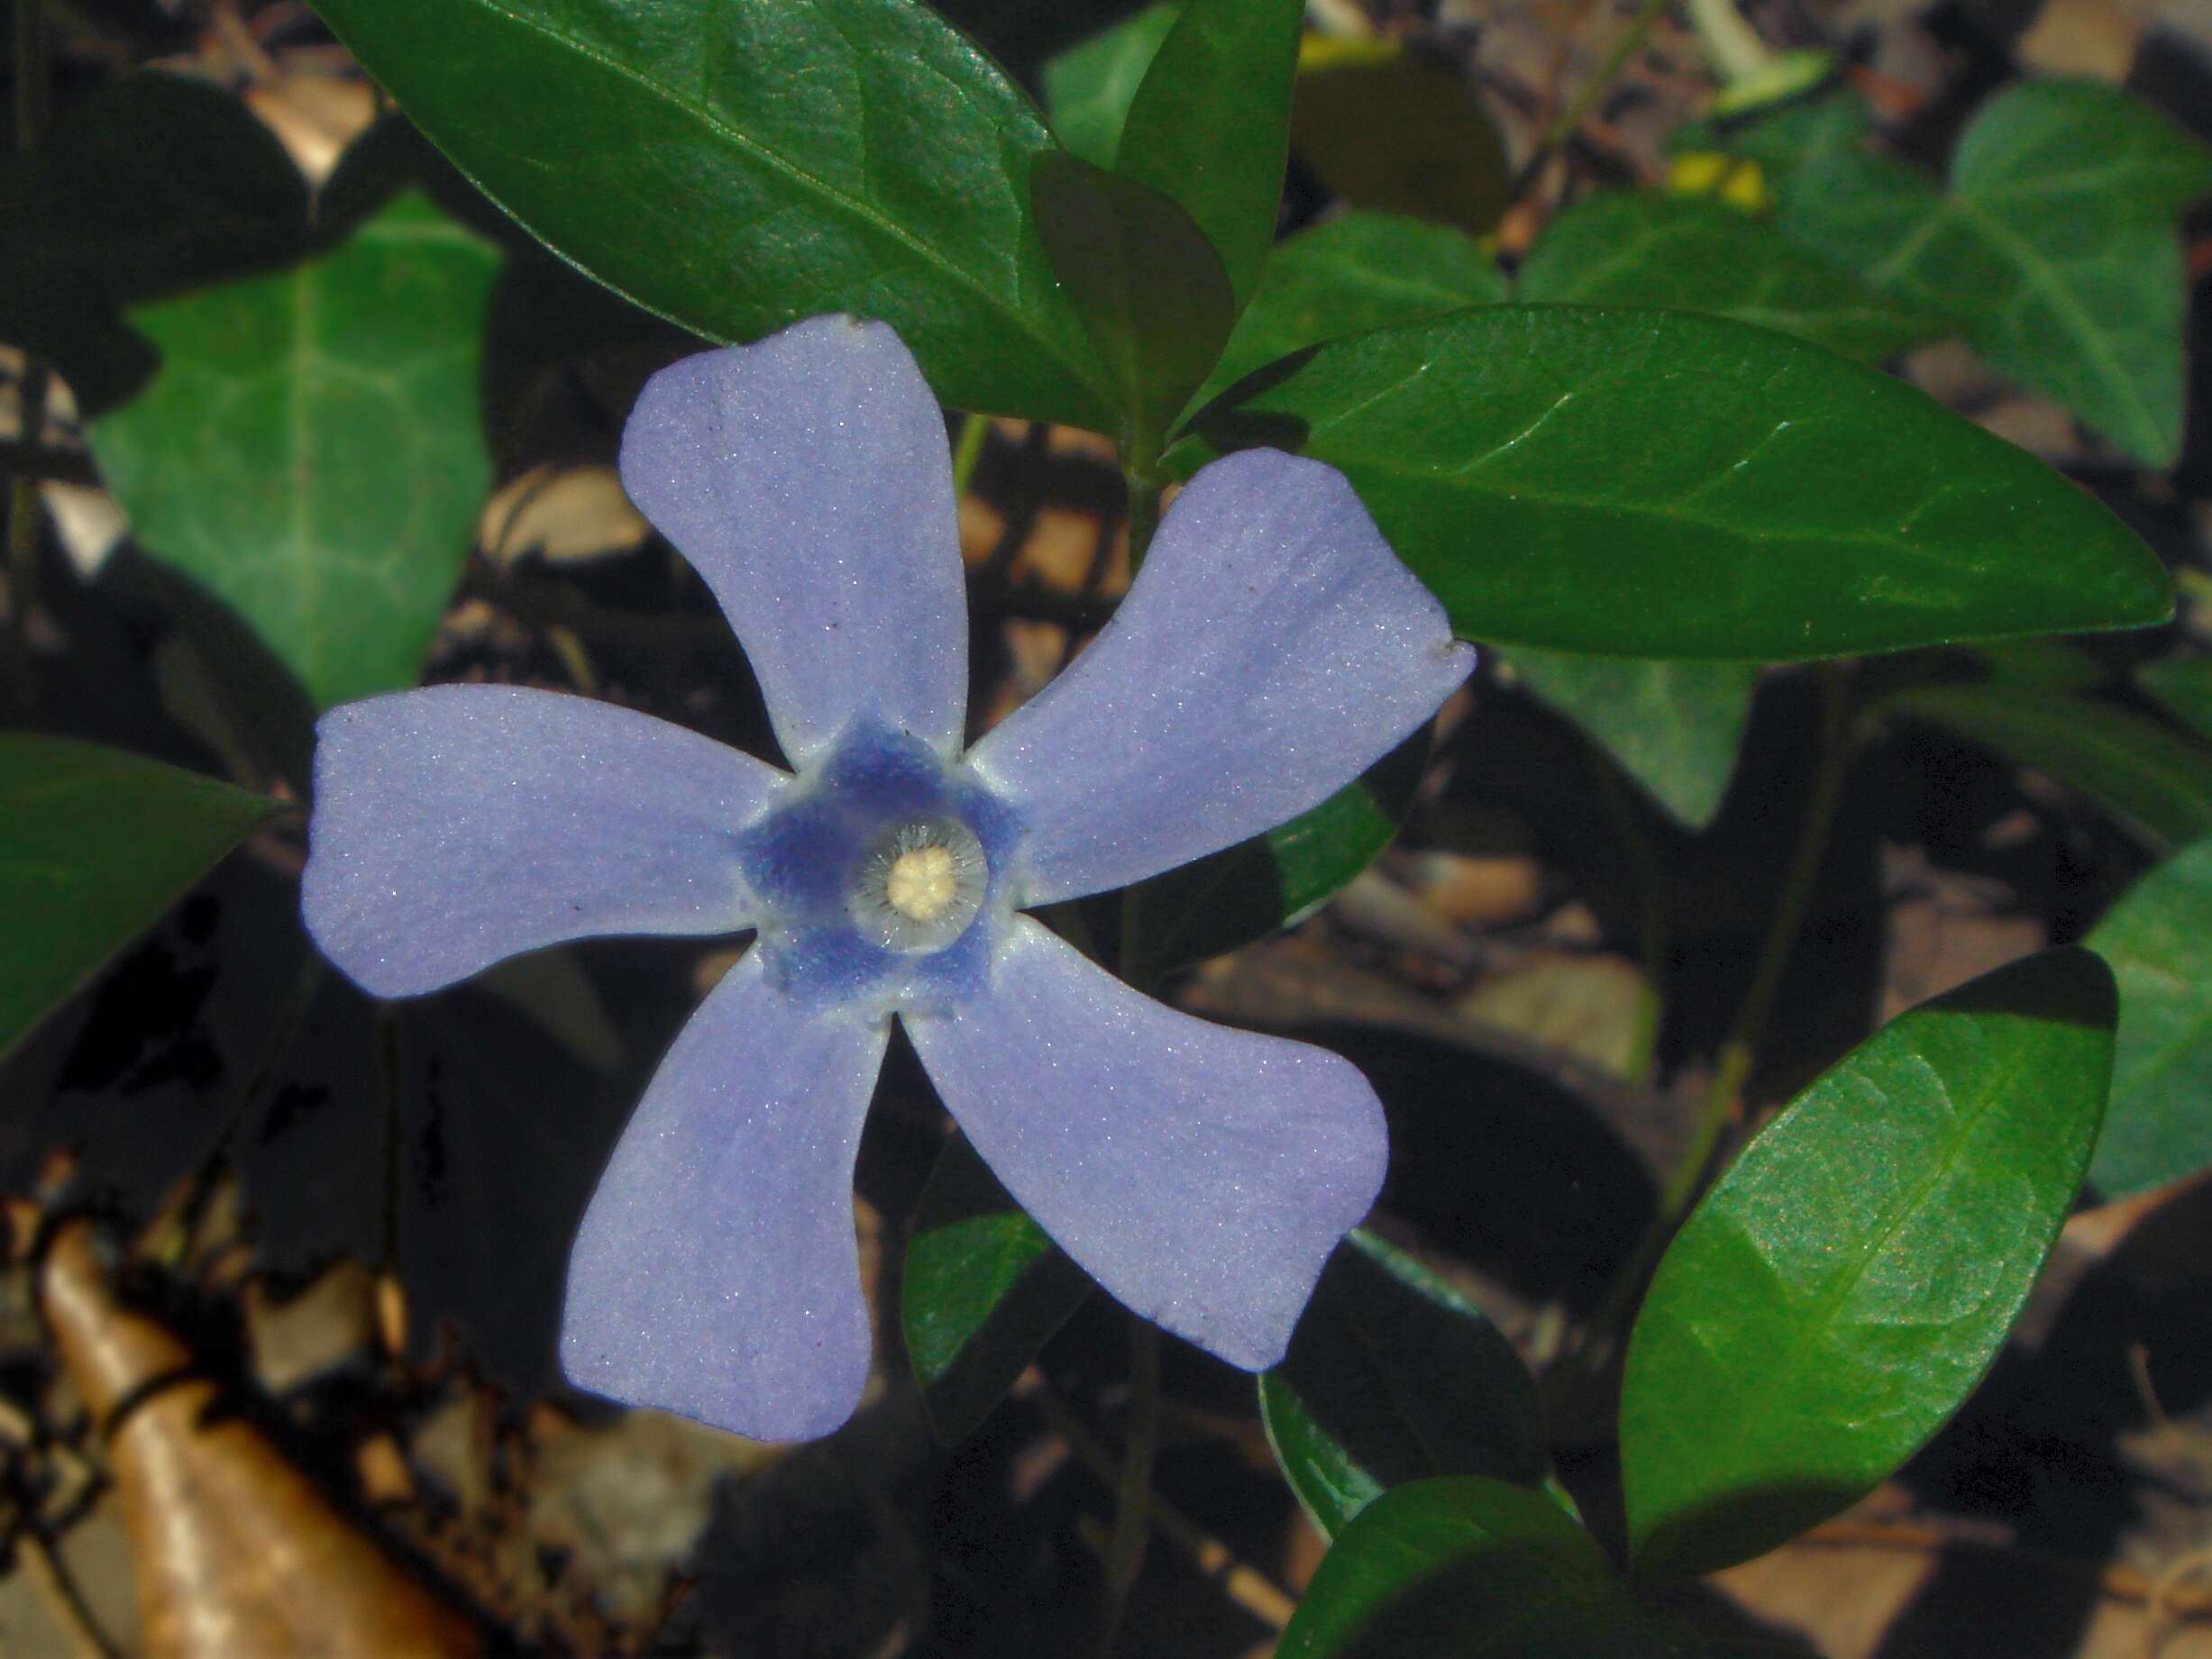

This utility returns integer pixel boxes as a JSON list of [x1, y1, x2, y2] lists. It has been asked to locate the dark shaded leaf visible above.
[[1504, 651, 1760, 827], [1291, 41, 1510, 234]]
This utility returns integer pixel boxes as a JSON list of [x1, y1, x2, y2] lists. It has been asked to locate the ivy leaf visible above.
[[1, 738, 280, 1062], [1515, 191, 1946, 364], [88, 191, 501, 710], [1113, 0, 1302, 311], [2085, 839, 2212, 1198], [1621, 948, 2115, 1580], [902, 1134, 1091, 1445], [1197, 212, 1504, 411], [1280, 1477, 1703, 1658], [1125, 728, 1427, 989], [1183, 305, 2171, 660], [1713, 83, 2212, 466], [309, 0, 1115, 429], [1041, 3, 1179, 169], [1504, 651, 1760, 828], [1030, 152, 1236, 464], [1260, 1230, 1550, 1541]]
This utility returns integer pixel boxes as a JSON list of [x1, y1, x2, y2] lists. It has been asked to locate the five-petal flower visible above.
[[303, 315, 1474, 1441]]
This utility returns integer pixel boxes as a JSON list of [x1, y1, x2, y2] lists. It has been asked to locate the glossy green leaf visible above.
[[903, 1133, 1091, 1445], [0, 72, 309, 412], [1182, 305, 2171, 660], [88, 192, 498, 711], [1196, 211, 1504, 410], [1, 737, 280, 1062], [2085, 838, 2212, 1197], [1504, 651, 1760, 827], [1114, 0, 1302, 309], [309, 0, 1114, 429], [1291, 41, 1511, 234], [1281, 1477, 1702, 1658], [1041, 2, 1178, 169], [1124, 729, 1426, 988], [1515, 192, 1946, 364], [2135, 654, 2212, 740], [1030, 152, 1236, 463], [1622, 947, 2116, 1581], [1717, 83, 2212, 466], [1885, 682, 2212, 852], [1260, 1230, 1549, 1541]]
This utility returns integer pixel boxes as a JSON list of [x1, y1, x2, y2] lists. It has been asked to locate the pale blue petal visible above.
[[618, 316, 969, 767], [561, 950, 890, 1441], [903, 917, 1386, 1370], [966, 449, 1475, 906], [304, 685, 783, 998]]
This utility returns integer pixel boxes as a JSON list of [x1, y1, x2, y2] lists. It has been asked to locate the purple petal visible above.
[[904, 917, 1386, 1369], [967, 450, 1474, 906], [618, 316, 969, 767], [561, 949, 890, 1441], [304, 685, 783, 998]]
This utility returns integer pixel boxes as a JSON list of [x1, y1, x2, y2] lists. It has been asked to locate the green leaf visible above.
[[0, 72, 309, 412], [88, 191, 500, 711], [1260, 1231, 1549, 1542], [2085, 838, 2212, 1197], [1030, 152, 1236, 464], [1515, 192, 1946, 364], [1621, 947, 2116, 1581], [903, 1133, 1092, 1445], [1718, 83, 2212, 466], [1182, 305, 2172, 660], [308, 0, 1114, 429], [1280, 1477, 1702, 1658], [1884, 680, 2212, 852], [1, 737, 281, 1062], [2135, 654, 2212, 740], [1291, 41, 1511, 235], [1197, 211, 1504, 410], [1124, 729, 1426, 988], [1114, 0, 1303, 310], [1041, 2, 1179, 169], [1504, 651, 1760, 828]]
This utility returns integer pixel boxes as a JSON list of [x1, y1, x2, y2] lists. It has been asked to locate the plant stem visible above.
[[1589, 755, 1668, 1087], [1122, 466, 1165, 575], [1683, 0, 1773, 85], [1092, 1317, 1162, 1659], [1510, 0, 1674, 203], [951, 411, 991, 497]]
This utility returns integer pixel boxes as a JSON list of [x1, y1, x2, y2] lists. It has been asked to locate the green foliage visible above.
[[0, 72, 309, 412], [1279, 1478, 1703, 1657], [1199, 212, 1505, 408], [309, 0, 1116, 428], [1516, 191, 1945, 364], [2086, 839, 2212, 1198], [1182, 305, 2171, 660], [1291, 41, 1511, 234], [1621, 948, 2115, 1580], [1042, 2, 1179, 169], [1709, 82, 2212, 466], [0, 737, 280, 1062], [1030, 153, 1236, 465], [1114, 0, 1303, 311], [1504, 652, 1760, 827], [1124, 731, 1427, 988], [1259, 1231, 1550, 1540], [902, 1134, 1090, 1445], [2135, 654, 2212, 739], [88, 192, 501, 710]]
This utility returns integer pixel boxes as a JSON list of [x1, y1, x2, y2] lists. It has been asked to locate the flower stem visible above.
[[1092, 1316, 1162, 1659], [950, 411, 990, 497], [1122, 466, 1166, 575]]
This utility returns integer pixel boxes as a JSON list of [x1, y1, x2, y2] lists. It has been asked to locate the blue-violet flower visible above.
[[302, 315, 1474, 1440]]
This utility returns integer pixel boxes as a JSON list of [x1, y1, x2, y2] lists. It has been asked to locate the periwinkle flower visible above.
[[303, 315, 1473, 1441]]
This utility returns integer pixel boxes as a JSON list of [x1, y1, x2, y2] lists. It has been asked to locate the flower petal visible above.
[[967, 449, 1474, 905], [903, 917, 1385, 1369], [617, 316, 969, 766], [304, 684, 782, 998], [561, 949, 890, 1441]]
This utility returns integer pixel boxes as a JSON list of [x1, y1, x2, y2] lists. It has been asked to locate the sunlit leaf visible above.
[[1622, 948, 2115, 1580]]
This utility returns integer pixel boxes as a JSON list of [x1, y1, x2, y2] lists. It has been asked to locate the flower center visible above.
[[847, 818, 988, 953]]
